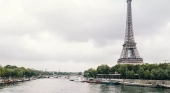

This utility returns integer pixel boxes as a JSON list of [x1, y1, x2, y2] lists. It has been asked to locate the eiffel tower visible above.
[[117, 0, 143, 64]]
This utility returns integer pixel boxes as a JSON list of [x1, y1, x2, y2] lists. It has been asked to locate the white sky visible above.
[[0, 0, 170, 72]]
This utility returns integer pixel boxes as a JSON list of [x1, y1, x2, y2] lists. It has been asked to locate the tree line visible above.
[[0, 65, 83, 79], [84, 63, 170, 80], [0, 65, 42, 79]]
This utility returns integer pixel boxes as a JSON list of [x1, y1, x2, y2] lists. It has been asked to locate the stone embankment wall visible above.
[[113, 79, 170, 85]]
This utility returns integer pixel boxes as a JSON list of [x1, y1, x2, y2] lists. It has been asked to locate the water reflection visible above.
[[119, 85, 169, 93], [0, 79, 169, 93], [98, 84, 170, 93], [100, 84, 109, 92]]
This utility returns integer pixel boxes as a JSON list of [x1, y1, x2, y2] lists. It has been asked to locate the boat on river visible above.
[[69, 77, 75, 81], [101, 79, 120, 85], [69, 76, 78, 81], [75, 77, 86, 82], [159, 84, 170, 89], [86, 78, 101, 83], [122, 82, 159, 88]]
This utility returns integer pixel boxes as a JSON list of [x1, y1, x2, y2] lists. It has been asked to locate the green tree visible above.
[[4, 65, 17, 69], [97, 64, 110, 74], [83, 70, 89, 77], [118, 65, 127, 79], [127, 64, 134, 71], [133, 65, 140, 73], [0, 66, 5, 78], [157, 68, 168, 80], [127, 70, 135, 79], [138, 67, 144, 79], [4, 69, 12, 78], [144, 70, 150, 79], [86, 68, 97, 78], [150, 69, 158, 80], [129, 70, 135, 79], [25, 69, 31, 77], [97, 64, 110, 78], [167, 66, 170, 79], [110, 66, 116, 74], [159, 63, 169, 69], [15, 68, 24, 78], [114, 64, 121, 72], [147, 64, 159, 71]]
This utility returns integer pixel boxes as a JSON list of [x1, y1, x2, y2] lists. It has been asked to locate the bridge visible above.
[[39, 74, 82, 79]]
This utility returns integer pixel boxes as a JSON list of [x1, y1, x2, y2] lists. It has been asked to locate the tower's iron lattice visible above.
[[117, 0, 143, 64]]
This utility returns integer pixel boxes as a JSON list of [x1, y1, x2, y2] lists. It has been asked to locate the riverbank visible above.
[[115, 79, 170, 85], [0, 77, 37, 85], [112, 79, 170, 88], [81, 78, 170, 88]]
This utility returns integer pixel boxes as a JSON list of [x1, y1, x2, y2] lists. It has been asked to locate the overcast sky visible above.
[[0, 0, 170, 72]]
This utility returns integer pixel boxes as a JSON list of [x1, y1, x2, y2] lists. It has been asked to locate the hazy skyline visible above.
[[0, 0, 170, 72]]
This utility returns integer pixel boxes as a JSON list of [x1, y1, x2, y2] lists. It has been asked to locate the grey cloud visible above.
[[21, 0, 126, 43], [20, 0, 170, 44], [0, 0, 169, 71]]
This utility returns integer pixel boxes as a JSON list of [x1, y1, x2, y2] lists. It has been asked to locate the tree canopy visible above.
[[85, 63, 170, 80], [0, 65, 43, 78]]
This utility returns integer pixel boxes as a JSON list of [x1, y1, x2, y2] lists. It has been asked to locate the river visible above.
[[0, 78, 169, 93]]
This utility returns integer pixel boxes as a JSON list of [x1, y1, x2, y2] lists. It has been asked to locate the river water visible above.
[[0, 78, 169, 93]]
